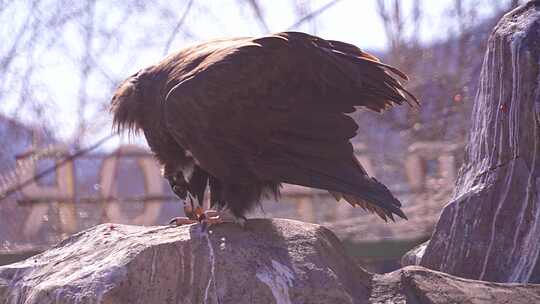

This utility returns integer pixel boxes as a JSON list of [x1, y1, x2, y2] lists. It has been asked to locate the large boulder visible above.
[[1, 219, 539, 304], [0, 219, 371, 304], [413, 1, 540, 283]]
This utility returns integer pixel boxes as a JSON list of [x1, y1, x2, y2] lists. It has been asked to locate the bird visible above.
[[110, 31, 418, 228]]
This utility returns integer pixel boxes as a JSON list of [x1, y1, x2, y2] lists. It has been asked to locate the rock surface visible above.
[[1, 220, 540, 304], [401, 242, 429, 268], [416, 1, 540, 283], [0, 220, 371, 304], [372, 266, 540, 304]]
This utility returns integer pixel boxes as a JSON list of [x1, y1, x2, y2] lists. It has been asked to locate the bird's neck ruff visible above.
[[111, 78, 141, 135], [110, 69, 166, 136]]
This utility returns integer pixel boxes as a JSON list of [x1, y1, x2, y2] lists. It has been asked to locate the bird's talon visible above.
[[168, 217, 198, 226], [204, 209, 219, 217], [195, 206, 205, 217], [205, 216, 224, 225]]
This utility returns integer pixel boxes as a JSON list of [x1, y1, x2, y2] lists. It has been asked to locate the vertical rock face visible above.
[[420, 1, 540, 283]]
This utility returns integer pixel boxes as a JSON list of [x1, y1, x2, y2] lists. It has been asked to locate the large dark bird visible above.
[[110, 32, 418, 226]]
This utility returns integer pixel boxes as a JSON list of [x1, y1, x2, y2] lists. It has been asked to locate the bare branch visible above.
[[246, 0, 270, 33], [0, 5, 35, 76], [410, 0, 422, 44], [287, 0, 344, 31], [0, 133, 116, 202], [376, 0, 408, 57], [162, 0, 194, 56], [73, 0, 97, 147]]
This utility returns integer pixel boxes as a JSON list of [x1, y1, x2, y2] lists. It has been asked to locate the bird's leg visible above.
[[166, 171, 246, 229], [167, 173, 199, 226], [168, 198, 199, 226]]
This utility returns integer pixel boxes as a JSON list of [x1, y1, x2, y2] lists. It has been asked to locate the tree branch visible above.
[[162, 0, 194, 56], [287, 0, 343, 31]]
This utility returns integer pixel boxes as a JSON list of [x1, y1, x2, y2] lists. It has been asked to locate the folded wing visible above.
[[164, 32, 417, 220]]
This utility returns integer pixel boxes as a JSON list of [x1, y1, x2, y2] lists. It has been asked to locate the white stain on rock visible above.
[[204, 233, 217, 304], [256, 260, 295, 304]]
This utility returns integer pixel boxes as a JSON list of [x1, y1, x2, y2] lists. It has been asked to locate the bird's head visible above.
[[110, 69, 151, 135]]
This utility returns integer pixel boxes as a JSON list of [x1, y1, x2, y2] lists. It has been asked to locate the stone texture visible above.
[[401, 242, 429, 268], [371, 266, 540, 304], [0, 219, 371, 304], [417, 1, 540, 283], [1, 220, 539, 304]]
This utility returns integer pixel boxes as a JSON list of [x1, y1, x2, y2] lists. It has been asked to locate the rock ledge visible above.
[[1, 219, 539, 304]]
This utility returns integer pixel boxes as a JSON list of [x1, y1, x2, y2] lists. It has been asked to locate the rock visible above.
[[418, 1, 540, 283], [0, 219, 371, 304], [371, 266, 540, 304], [401, 241, 429, 267], [1, 219, 539, 304]]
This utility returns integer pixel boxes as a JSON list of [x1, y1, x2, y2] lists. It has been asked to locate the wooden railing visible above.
[[0, 141, 464, 250]]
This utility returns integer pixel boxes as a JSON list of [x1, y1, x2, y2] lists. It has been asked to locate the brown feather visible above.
[[110, 31, 417, 221]]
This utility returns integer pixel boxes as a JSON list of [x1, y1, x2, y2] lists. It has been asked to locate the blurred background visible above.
[[0, 0, 523, 272]]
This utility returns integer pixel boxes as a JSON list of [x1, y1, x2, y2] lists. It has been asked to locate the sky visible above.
[[192, 0, 393, 49], [1, 0, 508, 149], [109, 0, 450, 149], [152, 0, 451, 59], [182, 0, 500, 52]]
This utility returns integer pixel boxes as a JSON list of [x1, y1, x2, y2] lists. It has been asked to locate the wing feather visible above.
[[161, 32, 416, 219]]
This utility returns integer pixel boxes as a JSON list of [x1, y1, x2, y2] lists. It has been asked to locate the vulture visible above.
[[110, 31, 418, 227]]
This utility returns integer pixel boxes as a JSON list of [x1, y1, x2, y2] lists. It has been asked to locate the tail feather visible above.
[[258, 157, 407, 221], [341, 192, 402, 222]]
